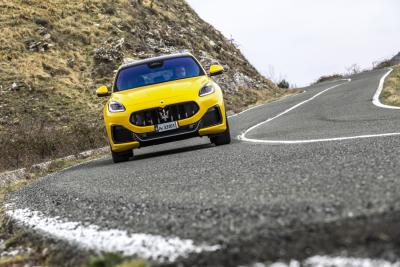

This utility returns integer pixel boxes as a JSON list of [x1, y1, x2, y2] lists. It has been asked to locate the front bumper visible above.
[[105, 96, 227, 152]]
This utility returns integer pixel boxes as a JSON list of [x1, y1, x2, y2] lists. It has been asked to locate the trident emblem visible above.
[[159, 109, 169, 122]]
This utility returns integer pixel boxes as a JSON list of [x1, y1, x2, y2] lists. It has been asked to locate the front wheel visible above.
[[210, 117, 231, 146], [111, 149, 133, 163]]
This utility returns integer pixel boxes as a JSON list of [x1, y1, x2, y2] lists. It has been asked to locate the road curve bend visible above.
[[6, 68, 400, 266]]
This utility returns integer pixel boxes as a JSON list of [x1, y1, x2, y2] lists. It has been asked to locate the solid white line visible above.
[[238, 69, 400, 144], [228, 102, 265, 118], [228, 88, 312, 119], [238, 81, 350, 143], [264, 255, 400, 267], [372, 68, 400, 109], [240, 132, 400, 144], [227, 78, 350, 119], [305, 255, 400, 267], [5, 205, 220, 262]]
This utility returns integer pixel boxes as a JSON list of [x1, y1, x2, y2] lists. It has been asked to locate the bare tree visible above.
[[228, 34, 240, 48], [266, 65, 277, 83], [346, 63, 361, 75]]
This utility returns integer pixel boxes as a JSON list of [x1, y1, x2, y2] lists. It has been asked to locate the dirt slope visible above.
[[0, 0, 282, 171]]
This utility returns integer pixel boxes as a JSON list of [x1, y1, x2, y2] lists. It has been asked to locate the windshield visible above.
[[115, 56, 205, 92]]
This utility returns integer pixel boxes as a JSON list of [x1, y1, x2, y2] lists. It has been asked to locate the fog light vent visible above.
[[112, 126, 135, 144]]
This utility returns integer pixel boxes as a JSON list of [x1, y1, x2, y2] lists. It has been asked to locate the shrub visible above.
[[374, 59, 394, 69], [277, 79, 290, 89], [0, 119, 107, 172], [316, 74, 344, 83]]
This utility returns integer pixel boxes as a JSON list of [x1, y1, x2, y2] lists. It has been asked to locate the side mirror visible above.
[[96, 85, 110, 97], [209, 65, 224, 76]]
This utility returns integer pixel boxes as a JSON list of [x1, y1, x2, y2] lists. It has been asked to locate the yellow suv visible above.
[[96, 53, 231, 163]]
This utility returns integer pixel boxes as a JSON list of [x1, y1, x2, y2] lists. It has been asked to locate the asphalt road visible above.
[[7, 68, 400, 266]]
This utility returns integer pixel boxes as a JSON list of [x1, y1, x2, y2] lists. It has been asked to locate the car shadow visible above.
[[80, 143, 215, 169], [132, 143, 214, 161]]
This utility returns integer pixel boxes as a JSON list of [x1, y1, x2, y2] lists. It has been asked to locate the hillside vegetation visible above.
[[0, 0, 283, 172], [381, 65, 400, 106], [372, 52, 400, 106], [374, 52, 400, 69], [315, 74, 344, 84]]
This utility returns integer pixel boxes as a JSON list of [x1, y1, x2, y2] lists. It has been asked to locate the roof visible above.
[[119, 52, 195, 70]]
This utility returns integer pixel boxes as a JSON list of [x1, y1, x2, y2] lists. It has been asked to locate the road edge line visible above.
[[4, 204, 220, 263], [237, 81, 350, 143], [239, 132, 400, 144], [372, 68, 400, 110]]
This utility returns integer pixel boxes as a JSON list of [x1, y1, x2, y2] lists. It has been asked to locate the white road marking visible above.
[[228, 102, 266, 118], [304, 255, 400, 267], [372, 68, 400, 109], [237, 81, 349, 144], [6, 74, 398, 262], [228, 88, 313, 119], [237, 69, 400, 144], [239, 133, 400, 145], [250, 255, 400, 267], [228, 78, 350, 119], [5, 205, 220, 262]]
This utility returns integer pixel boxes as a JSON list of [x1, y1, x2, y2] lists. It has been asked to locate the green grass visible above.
[[381, 65, 400, 106], [87, 253, 149, 267]]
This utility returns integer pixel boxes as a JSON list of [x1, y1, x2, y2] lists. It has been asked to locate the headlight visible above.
[[108, 101, 125, 113], [199, 83, 215, 97]]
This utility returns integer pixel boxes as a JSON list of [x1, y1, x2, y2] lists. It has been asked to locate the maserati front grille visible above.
[[130, 102, 199, 126]]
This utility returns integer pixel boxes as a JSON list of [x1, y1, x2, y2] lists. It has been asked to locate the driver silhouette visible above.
[[174, 66, 187, 79]]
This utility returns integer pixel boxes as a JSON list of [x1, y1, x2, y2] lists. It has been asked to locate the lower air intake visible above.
[[112, 126, 135, 144]]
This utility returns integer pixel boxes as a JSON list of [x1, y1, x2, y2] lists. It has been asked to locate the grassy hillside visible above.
[[381, 65, 400, 106], [0, 0, 283, 172], [373, 53, 400, 106], [375, 52, 400, 69]]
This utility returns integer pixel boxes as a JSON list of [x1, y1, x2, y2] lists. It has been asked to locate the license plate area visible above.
[[156, 121, 178, 133]]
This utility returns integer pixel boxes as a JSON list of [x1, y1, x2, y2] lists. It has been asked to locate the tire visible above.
[[210, 116, 231, 146], [111, 149, 133, 163]]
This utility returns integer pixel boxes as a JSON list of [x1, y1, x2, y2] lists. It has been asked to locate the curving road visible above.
[[6, 68, 400, 266]]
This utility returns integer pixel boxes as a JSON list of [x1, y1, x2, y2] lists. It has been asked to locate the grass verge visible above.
[[380, 65, 400, 106], [0, 154, 149, 267]]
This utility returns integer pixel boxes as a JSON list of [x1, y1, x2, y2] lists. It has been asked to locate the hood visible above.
[[111, 76, 209, 107]]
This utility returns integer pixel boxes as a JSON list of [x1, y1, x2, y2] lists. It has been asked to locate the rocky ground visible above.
[[0, 0, 284, 172]]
